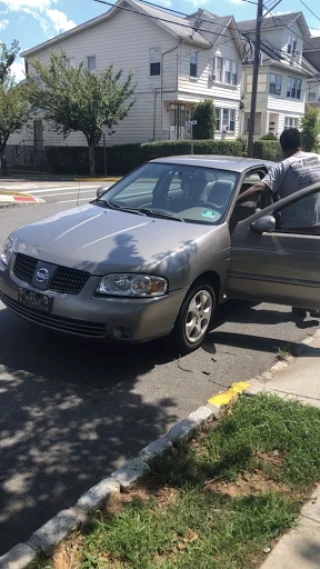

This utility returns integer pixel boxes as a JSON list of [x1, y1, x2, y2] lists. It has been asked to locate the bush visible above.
[[46, 139, 244, 175], [301, 106, 320, 152], [253, 140, 282, 161], [192, 99, 216, 139], [259, 133, 278, 141]]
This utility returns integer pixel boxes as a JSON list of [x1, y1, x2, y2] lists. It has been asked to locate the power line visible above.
[[299, 0, 320, 25]]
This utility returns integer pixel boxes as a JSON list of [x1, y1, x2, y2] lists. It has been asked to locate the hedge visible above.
[[46, 138, 282, 175], [253, 140, 282, 161], [46, 139, 244, 175]]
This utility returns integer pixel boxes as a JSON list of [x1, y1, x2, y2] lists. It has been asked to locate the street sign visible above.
[[185, 120, 197, 126]]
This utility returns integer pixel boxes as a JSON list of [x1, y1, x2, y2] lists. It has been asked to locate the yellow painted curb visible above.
[[73, 177, 121, 182], [208, 382, 251, 407]]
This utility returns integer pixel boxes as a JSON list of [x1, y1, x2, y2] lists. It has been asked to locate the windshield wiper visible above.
[[138, 208, 184, 222], [94, 200, 146, 216]]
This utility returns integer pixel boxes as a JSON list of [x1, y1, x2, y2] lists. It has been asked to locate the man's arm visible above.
[[237, 182, 268, 204]]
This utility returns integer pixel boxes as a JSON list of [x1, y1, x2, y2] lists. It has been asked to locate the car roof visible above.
[[150, 155, 277, 172]]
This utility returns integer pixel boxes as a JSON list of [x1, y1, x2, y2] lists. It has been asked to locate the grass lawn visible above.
[[39, 394, 320, 569]]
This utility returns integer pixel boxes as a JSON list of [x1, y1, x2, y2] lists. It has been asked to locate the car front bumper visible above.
[[0, 260, 187, 343]]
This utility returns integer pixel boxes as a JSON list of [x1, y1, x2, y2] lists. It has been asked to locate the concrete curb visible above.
[[0, 193, 44, 209], [1, 327, 319, 567], [0, 381, 249, 568]]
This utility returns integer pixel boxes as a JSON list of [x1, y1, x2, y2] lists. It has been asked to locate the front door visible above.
[[227, 185, 320, 310]]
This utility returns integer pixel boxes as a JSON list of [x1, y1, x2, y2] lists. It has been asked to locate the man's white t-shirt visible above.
[[262, 151, 320, 229]]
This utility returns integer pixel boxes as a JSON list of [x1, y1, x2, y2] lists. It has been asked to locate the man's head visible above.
[[280, 128, 302, 158]]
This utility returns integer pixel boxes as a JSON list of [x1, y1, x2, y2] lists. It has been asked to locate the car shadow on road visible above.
[[202, 300, 320, 358], [0, 309, 178, 555]]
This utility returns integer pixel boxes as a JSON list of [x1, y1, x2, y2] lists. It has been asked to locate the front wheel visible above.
[[173, 281, 216, 353]]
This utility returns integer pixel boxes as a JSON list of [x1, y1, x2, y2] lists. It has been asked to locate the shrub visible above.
[[192, 99, 216, 139], [46, 139, 244, 175], [301, 106, 320, 152], [259, 133, 278, 141], [253, 140, 282, 161]]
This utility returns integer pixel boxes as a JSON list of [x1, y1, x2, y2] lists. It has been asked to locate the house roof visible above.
[[303, 36, 320, 51], [22, 0, 211, 58], [303, 37, 320, 73], [238, 11, 310, 41]]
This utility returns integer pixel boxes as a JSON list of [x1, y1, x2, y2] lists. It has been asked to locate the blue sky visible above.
[[0, 0, 319, 80]]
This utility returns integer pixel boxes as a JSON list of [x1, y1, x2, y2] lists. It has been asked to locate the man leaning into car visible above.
[[238, 127, 320, 320]]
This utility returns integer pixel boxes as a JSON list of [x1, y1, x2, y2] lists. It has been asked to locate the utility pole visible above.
[[247, 0, 264, 157]]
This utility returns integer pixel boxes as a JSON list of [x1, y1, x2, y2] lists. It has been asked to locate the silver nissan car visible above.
[[1, 155, 320, 353]]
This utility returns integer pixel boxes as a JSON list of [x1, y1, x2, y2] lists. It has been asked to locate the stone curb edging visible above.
[[0, 194, 44, 209], [0, 384, 246, 569], [1, 327, 319, 568]]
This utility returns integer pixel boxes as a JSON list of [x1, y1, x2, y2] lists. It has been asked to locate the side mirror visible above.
[[97, 186, 105, 199], [251, 215, 276, 234]]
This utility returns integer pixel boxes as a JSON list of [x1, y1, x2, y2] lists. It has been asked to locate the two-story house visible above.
[[8, 0, 244, 164], [303, 37, 320, 106], [238, 12, 311, 138]]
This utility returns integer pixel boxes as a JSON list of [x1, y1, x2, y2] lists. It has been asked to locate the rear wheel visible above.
[[173, 280, 216, 353]]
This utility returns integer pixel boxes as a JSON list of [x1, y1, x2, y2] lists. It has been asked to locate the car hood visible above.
[[12, 204, 219, 279]]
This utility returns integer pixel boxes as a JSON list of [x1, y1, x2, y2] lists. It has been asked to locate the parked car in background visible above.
[[1, 155, 320, 353]]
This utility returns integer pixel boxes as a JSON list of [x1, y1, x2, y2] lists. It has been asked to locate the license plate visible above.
[[18, 288, 53, 313]]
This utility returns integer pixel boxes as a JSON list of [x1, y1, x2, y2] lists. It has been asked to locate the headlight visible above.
[[0, 238, 13, 266], [97, 273, 168, 297]]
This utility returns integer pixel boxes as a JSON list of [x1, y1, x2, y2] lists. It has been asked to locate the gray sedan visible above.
[[1, 155, 320, 353]]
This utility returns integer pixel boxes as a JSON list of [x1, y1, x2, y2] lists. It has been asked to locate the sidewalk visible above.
[[251, 331, 320, 569]]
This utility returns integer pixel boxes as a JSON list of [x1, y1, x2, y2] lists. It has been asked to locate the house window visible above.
[[284, 117, 299, 129], [287, 34, 292, 54], [224, 59, 231, 84], [216, 108, 221, 131], [87, 55, 96, 72], [190, 50, 198, 78], [216, 108, 236, 132], [213, 56, 222, 81], [287, 77, 302, 99], [66, 58, 76, 69], [231, 61, 238, 85], [150, 48, 161, 76], [269, 73, 282, 95]]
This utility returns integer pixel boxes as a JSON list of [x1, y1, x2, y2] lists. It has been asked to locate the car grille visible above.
[[13, 253, 90, 295], [0, 291, 106, 338]]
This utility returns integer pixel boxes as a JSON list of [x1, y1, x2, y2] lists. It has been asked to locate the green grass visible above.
[[39, 395, 320, 569]]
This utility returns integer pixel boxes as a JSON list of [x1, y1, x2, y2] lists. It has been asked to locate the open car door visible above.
[[227, 183, 320, 311]]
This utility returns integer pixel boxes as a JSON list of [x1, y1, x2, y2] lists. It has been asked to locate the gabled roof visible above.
[[22, 0, 211, 58], [303, 36, 320, 51], [238, 11, 310, 41], [303, 37, 320, 73]]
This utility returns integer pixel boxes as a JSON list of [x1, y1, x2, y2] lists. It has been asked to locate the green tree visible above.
[[300, 105, 320, 152], [0, 40, 20, 84], [192, 99, 215, 139], [27, 52, 136, 175], [0, 79, 30, 174]]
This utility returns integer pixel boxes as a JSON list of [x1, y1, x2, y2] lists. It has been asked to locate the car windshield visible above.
[[97, 163, 238, 225]]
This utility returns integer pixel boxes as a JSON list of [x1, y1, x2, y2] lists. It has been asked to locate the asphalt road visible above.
[[0, 181, 107, 204], [0, 201, 318, 554]]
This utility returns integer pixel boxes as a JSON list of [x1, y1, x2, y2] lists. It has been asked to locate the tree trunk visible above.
[[88, 144, 96, 177], [0, 149, 8, 177]]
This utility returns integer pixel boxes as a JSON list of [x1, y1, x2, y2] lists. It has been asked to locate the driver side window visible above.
[[230, 169, 268, 232], [275, 188, 320, 234]]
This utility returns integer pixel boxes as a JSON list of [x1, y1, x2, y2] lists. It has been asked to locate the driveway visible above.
[[0, 202, 318, 554]]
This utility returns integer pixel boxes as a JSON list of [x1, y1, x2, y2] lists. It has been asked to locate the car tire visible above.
[[173, 280, 216, 354]]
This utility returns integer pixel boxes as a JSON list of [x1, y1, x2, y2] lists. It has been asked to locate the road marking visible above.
[[34, 189, 98, 198], [20, 185, 100, 195], [208, 382, 251, 407]]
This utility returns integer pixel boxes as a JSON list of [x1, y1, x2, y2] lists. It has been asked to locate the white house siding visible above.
[[8, 6, 179, 151], [178, 28, 241, 139], [243, 63, 307, 138]]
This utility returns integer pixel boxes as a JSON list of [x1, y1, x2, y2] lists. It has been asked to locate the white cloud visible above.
[[311, 29, 320, 37], [47, 9, 76, 32], [0, 18, 9, 30], [1, 0, 77, 38], [263, 10, 291, 17], [10, 58, 25, 81]]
